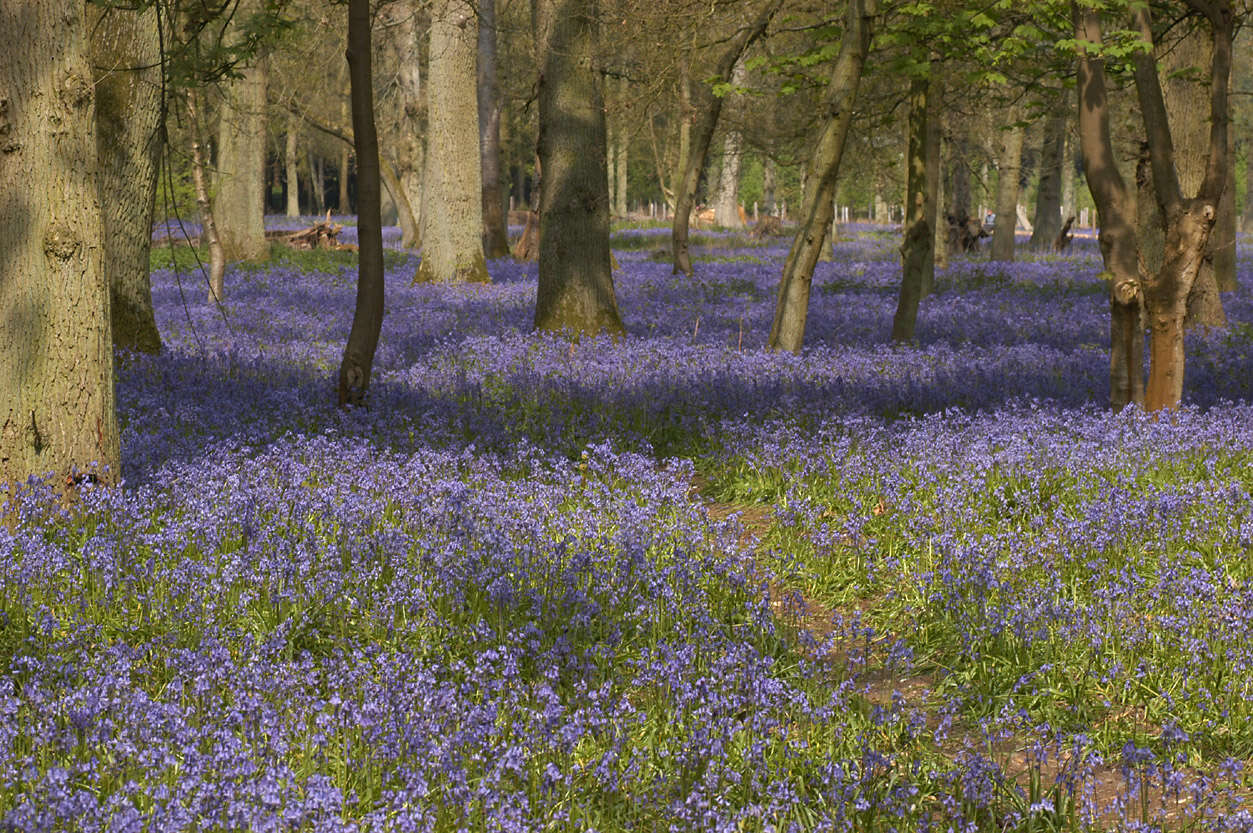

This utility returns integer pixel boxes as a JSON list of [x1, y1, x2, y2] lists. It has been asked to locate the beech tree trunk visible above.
[[532, 0, 623, 336], [416, 0, 488, 283], [90, 1, 163, 355], [990, 116, 1024, 262], [672, 0, 781, 276], [768, 0, 875, 352], [337, 0, 386, 407], [285, 116, 301, 217], [478, 0, 509, 258], [1030, 106, 1066, 250], [1, 0, 120, 487], [216, 3, 268, 263], [893, 73, 934, 343]]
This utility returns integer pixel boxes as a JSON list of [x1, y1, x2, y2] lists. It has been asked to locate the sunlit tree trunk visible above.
[[216, 2, 268, 263], [188, 92, 226, 304], [713, 60, 747, 228], [416, 0, 488, 283], [532, 0, 623, 336], [615, 77, 629, 217], [990, 115, 1024, 262], [1, 0, 120, 487], [285, 115, 301, 217], [90, 1, 163, 355], [768, 0, 874, 352], [478, 0, 509, 257], [338, 0, 386, 406]]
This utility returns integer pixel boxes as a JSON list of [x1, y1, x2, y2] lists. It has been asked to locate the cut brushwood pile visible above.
[[751, 215, 784, 238]]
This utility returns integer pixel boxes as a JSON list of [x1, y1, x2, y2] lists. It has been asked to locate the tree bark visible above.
[[416, 0, 488, 283], [713, 60, 747, 228], [1074, 4, 1144, 411], [285, 115, 301, 217], [672, 0, 781, 276], [615, 77, 629, 218], [1131, 2, 1231, 410], [1030, 105, 1066, 250], [1, 0, 120, 487], [990, 115, 1024, 261], [478, 0, 509, 258], [89, 1, 163, 355], [893, 72, 933, 343], [337, 0, 386, 407], [768, 0, 875, 352], [188, 92, 226, 304], [1136, 19, 1228, 330], [216, 2, 268, 263], [532, 0, 623, 336]]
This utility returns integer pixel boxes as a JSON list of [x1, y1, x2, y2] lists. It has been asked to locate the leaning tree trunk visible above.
[[672, 0, 781, 276], [90, 1, 163, 355], [990, 115, 1024, 262], [216, 5, 268, 263], [337, 0, 386, 407], [1030, 106, 1066, 251], [532, 0, 624, 336], [893, 72, 934, 343], [416, 0, 488, 283], [1, 0, 121, 487], [1074, 5, 1145, 410], [478, 0, 509, 258], [187, 92, 226, 304], [768, 0, 875, 352]]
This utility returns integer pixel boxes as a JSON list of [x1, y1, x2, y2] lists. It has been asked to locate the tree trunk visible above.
[[416, 0, 488, 283], [615, 77, 629, 218], [376, 0, 422, 246], [763, 156, 777, 216], [1061, 129, 1076, 221], [1075, 5, 1144, 411], [672, 0, 781, 276], [337, 0, 386, 407], [1030, 106, 1066, 250], [1137, 20, 1228, 330], [532, 0, 623, 335], [948, 122, 971, 224], [1131, 3, 1231, 410], [188, 93, 226, 304], [478, 0, 509, 258], [931, 82, 948, 272], [216, 4, 268, 263], [768, 0, 875, 352], [285, 116, 301, 217], [713, 60, 747, 228], [893, 73, 933, 343], [89, 1, 163, 355], [990, 117, 1024, 261], [0, 0, 120, 487], [1244, 130, 1253, 233]]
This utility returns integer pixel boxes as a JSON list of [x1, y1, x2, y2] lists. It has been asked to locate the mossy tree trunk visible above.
[[893, 71, 934, 343], [0, 0, 120, 487], [89, 1, 163, 355], [478, 0, 510, 258], [1029, 104, 1066, 251]]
